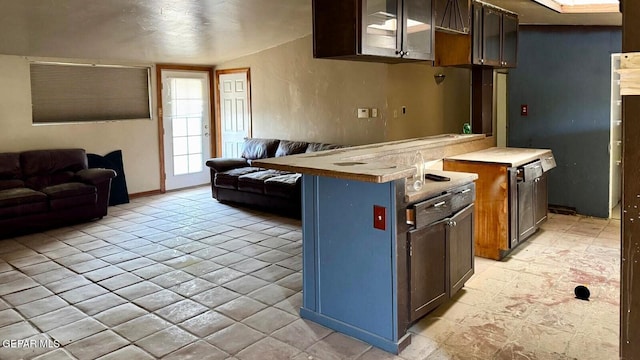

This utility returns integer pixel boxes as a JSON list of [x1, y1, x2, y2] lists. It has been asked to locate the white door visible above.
[[162, 70, 212, 190], [218, 71, 251, 158]]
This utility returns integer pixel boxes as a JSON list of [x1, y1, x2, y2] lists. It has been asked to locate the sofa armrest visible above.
[[206, 158, 249, 173], [75, 168, 117, 185]]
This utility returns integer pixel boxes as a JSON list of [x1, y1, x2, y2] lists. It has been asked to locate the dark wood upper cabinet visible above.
[[435, 1, 517, 68], [434, 0, 470, 34], [313, 0, 435, 63], [501, 12, 518, 68]]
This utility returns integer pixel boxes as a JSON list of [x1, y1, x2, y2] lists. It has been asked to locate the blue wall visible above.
[[508, 26, 621, 218]]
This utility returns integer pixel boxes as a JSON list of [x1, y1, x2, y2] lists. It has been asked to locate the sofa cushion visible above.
[[215, 167, 265, 190], [237, 170, 291, 194], [0, 180, 25, 191], [305, 143, 343, 153], [0, 153, 21, 180], [42, 183, 97, 210], [241, 138, 280, 160], [41, 182, 96, 199], [264, 173, 302, 198], [0, 188, 48, 220], [275, 140, 309, 157], [0, 188, 48, 208]]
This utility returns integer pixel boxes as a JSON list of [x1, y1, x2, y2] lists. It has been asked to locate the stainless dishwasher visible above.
[[508, 160, 547, 250]]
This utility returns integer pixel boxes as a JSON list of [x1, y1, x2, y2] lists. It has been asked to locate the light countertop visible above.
[[252, 134, 487, 183], [444, 147, 555, 168], [404, 170, 478, 203]]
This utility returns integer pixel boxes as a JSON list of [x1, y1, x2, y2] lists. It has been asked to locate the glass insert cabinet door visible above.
[[362, 0, 401, 56], [482, 7, 502, 66], [404, 0, 433, 60]]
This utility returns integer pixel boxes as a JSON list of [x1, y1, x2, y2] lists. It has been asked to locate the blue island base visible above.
[[300, 307, 412, 354]]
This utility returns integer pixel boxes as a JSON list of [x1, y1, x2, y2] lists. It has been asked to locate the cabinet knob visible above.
[[395, 50, 403, 55], [480, 59, 484, 64], [404, 51, 409, 57]]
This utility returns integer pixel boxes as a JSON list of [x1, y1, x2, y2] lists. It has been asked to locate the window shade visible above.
[[30, 63, 151, 123]]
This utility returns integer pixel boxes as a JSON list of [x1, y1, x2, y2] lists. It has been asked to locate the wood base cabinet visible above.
[[443, 156, 551, 260]]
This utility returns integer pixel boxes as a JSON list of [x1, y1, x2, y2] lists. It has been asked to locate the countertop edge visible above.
[[404, 172, 479, 203], [444, 148, 553, 168]]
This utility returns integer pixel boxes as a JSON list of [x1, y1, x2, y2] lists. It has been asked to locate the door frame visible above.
[[156, 65, 215, 193], [214, 68, 252, 157]]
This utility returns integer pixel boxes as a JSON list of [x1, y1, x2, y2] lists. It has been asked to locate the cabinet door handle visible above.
[[433, 201, 447, 208], [461, 189, 472, 194]]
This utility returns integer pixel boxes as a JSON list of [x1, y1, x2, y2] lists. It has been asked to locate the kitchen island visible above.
[[444, 147, 556, 260], [252, 134, 488, 353]]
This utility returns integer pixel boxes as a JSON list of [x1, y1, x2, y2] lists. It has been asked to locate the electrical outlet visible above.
[[373, 205, 386, 230], [402, 106, 407, 115], [357, 108, 370, 119]]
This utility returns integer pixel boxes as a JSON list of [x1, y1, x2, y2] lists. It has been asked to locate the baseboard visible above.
[[128, 189, 163, 199]]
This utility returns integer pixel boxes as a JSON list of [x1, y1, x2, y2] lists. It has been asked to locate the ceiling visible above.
[[0, 0, 621, 66]]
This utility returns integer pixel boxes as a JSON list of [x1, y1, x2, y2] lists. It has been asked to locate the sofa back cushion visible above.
[[0, 153, 21, 179], [305, 142, 343, 153], [0, 153, 24, 190], [275, 140, 309, 157], [21, 149, 88, 190], [241, 138, 280, 160]]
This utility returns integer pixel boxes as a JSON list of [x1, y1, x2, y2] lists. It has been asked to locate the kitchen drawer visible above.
[[413, 193, 453, 228], [521, 161, 543, 181], [450, 183, 475, 213], [541, 154, 556, 172]]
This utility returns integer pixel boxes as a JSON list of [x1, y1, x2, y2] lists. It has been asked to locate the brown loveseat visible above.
[[0, 149, 116, 238], [206, 138, 343, 216]]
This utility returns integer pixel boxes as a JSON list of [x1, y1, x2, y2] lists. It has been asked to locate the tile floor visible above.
[[0, 186, 621, 360]]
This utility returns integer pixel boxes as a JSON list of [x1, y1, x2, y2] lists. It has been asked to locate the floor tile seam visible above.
[[63, 331, 131, 360]]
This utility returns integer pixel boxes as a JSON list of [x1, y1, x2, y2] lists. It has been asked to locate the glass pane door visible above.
[[169, 78, 205, 175], [405, 0, 433, 60], [363, 0, 400, 56], [161, 70, 212, 191], [482, 7, 502, 66]]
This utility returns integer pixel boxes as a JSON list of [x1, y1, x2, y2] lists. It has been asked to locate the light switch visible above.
[[357, 108, 370, 118], [371, 108, 378, 118], [521, 104, 528, 116], [373, 205, 386, 231]]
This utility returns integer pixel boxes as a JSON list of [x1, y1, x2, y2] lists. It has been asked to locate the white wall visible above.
[[217, 36, 389, 146], [0, 55, 160, 194], [217, 36, 471, 146]]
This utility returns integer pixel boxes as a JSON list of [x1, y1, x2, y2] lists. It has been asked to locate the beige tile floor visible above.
[[0, 186, 620, 359]]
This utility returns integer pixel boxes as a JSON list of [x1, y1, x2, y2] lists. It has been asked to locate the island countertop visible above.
[[404, 170, 478, 203], [444, 147, 555, 169], [252, 134, 488, 183]]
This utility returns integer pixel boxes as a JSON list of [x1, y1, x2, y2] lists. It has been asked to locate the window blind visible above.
[[30, 63, 151, 123]]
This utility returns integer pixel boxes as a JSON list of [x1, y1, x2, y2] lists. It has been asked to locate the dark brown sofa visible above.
[[206, 138, 342, 215], [0, 149, 116, 238]]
